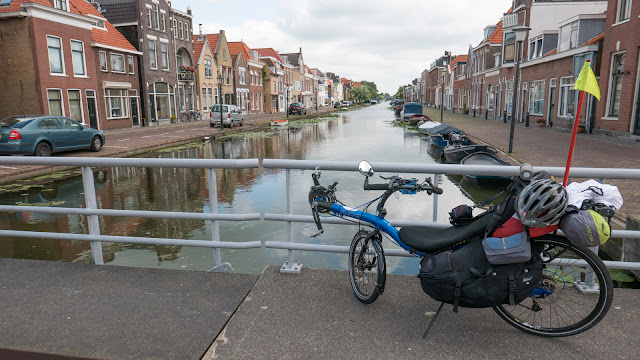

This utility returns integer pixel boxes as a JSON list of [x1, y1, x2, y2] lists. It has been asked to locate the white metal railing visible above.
[[1, 157, 640, 274], [0, 157, 261, 272]]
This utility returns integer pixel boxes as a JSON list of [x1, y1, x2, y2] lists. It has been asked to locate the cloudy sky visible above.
[[173, 0, 511, 94]]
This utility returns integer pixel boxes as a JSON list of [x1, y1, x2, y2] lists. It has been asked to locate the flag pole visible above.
[[562, 87, 587, 187]]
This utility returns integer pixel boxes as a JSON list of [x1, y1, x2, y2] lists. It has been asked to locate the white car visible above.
[[210, 104, 244, 128]]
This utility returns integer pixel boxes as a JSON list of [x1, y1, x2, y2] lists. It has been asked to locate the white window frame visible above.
[[558, 76, 577, 118], [528, 80, 545, 115], [104, 88, 129, 119], [47, 88, 65, 116], [616, 0, 632, 24], [161, 13, 165, 32], [605, 51, 626, 118], [46, 35, 65, 76], [110, 53, 126, 73], [67, 89, 85, 123], [178, 21, 183, 40], [99, 51, 108, 72], [173, 19, 177, 38], [70, 39, 86, 77], [146, 7, 152, 28], [503, 32, 516, 63], [160, 42, 169, 70], [149, 39, 157, 69], [185, 23, 189, 40], [53, 0, 68, 11], [204, 58, 212, 77], [127, 55, 135, 74], [152, 4, 159, 30], [85, 89, 99, 129]]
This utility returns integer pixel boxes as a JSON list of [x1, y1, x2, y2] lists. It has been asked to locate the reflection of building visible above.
[[100, 0, 195, 126]]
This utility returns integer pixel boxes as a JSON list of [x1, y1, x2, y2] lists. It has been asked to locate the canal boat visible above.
[[270, 120, 289, 126], [394, 100, 404, 116], [428, 124, 467, 148], [418, 120, 441, 134], [400, 102, 423, 122], [409, 114, 430, 126], [460, 152, 512, 188], [444, 143, 497, 164]]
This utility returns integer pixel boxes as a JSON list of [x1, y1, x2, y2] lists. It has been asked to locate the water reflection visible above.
[[0, 106, 501, 275]]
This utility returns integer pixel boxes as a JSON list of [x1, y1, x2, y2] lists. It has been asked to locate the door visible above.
[[61, 117, 91, 148], [39, 118, 68, 149], [130, 97, 140, 126], [86, 90, 98, 129], [547, 86, 556, 126]]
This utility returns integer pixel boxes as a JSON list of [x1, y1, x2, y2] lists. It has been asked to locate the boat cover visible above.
[[427, 123, 466, 136]]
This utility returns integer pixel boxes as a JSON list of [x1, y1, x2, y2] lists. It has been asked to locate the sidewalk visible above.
[[422, 107, 640, 218], [0, 107, 335, 184]]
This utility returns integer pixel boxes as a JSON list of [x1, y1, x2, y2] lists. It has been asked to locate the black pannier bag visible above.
[[419, 236, 543, 312]]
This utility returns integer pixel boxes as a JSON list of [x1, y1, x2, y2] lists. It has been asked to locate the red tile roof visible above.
[[583, 32, 604, 46], [228, 41, 253, 61], [205, 34, 220, 55], [0, 0, 80, 14], [487, 20, 503, 44], [352, 82, 361, 87], [450, 55, 468, 65], [193, 35, 204, 62], [341, 78, 350, 85], [253, 48, 284, 63]]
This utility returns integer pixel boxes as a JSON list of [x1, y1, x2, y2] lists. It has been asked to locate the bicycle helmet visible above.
[[516, 179, 568, 228]]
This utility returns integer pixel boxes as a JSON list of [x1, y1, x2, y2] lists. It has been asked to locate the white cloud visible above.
[[180, 0, 511, 93]]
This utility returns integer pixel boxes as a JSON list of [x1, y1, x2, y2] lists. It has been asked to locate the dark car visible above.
[[288, 103, 307, 115], [0, 115, 105, 156]]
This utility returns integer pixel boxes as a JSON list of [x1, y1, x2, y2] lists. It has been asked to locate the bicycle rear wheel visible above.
[[493, 235, 613, 337], [349, 230, 386, 304]]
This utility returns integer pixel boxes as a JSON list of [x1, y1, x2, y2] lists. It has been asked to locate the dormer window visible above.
[[52, 0, 67, 11]]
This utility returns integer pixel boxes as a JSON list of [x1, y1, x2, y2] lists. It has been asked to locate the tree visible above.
[[394, 86, 403, 99]]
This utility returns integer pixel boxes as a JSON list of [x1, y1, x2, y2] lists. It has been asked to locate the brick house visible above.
[[172, 8, 196, 119], [193, 30, 216, 116], [99, 0, 194, 126], [519, 1, 607, 130], [255, 48, 285, 112], [229, 45, 249, 113], [0, 0, 140, 131], [470, 21, 503, 118], [595, 0, 640, 136], [450, 55, 468, 113], [228, 41, 264, 114]]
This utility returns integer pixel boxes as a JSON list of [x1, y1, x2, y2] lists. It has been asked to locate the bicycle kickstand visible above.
[[422, 302, 445, 339]]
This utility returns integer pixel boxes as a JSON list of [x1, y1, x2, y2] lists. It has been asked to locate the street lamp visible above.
[[217, 73, 224, 130], [286, 86, 289, 118], [508, 25, 531, 153], [440, 69, 446, 123]]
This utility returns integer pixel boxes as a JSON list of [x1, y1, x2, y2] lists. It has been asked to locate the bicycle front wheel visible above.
[[349, 230, 386, 304], [493, 235, 613, 337]]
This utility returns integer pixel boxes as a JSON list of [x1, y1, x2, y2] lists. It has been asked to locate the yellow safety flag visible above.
[[574, 61, 600, 100]]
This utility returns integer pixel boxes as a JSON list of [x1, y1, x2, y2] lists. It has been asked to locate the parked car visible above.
[[371, 99, 379, 104], [288, 103, 307, 115], [210, 104, 244, 128], [334, 101, 342, 108], [0, 115, 105, 156]]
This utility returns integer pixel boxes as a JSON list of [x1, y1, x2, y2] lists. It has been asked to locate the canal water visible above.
[[0, 103, 501, 275]]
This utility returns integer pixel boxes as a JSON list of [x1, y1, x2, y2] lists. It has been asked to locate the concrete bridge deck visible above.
[[0, 259, 638, 359]]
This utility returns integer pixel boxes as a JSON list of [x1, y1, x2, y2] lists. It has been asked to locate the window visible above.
[[536, 38, 542, 58], [70, 40, 86, 76], [99, 51, 108, 71], [208, 88, 213, 109], [504, 32, 515, 63], [204, 59, 212, 77], [486, 85, 494, 110], [607, 52, 625, 117], [505, 81, 514, 116], [528, 80, 545, 115], [179, 21, 183, 39], [617, 0, 632, 22], [47, 89, 63, 116], [226, 68, 230, 84], [61, 117, 82, 129], [185, 23, 189, 40], [173, 19, 177, 38], [559, 77, 576, 117], [147, 8, 151, 27], [161, 42, 169, 70], [215, 88, 218, 104], [128, 55, 134, 74], [223, 50, 226, 61], [110, 53, 125, 73], [152, 4, 159, 29], [161, 13, 165, 32], [149, 39, 157, 69], [53, 0, 67, 11], [202, 87, 207, 109], [569, 22, 579, 49], [68, 90, 83, 122], [47, 36, 64, 74], [105, 89, 128, 118]]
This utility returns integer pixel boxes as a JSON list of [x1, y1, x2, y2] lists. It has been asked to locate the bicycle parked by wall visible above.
[[180, 109, 203, 122], [308, 161, 613, 338]]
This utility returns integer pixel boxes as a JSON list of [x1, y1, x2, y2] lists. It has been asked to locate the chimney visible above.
[[186, 6, 192, 15], [199, 24, 202, 38]]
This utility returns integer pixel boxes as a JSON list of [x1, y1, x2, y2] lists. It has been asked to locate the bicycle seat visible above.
[[399, 212, 494, 253]]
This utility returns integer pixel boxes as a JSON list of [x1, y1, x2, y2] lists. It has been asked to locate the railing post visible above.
[[81, 166, 104, 265], [281, 169, 302, 273], [207, 168, 231, 272], [432, 174, 439, 222]]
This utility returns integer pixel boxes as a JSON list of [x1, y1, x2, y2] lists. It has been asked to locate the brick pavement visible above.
[[422, 106, 640, 217], [0, 107, 335, 184]]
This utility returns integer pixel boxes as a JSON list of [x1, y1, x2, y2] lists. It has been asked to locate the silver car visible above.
[[209, 104, 244, 128]]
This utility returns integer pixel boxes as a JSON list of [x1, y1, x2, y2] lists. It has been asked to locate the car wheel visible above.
[[240, 118, 244, 126], [229, 121, 233, 129], [35, 142, 52, 157], [210, 123, 215, 128], [90, 136, 103, 152]]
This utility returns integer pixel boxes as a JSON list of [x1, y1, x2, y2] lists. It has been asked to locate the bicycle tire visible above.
[[493, 235, 613, 337], [349, 230, 386, 304]]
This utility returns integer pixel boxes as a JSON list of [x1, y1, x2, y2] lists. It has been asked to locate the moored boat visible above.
[[427, 123, 467, 148], [460, 152, 511, 188], [270, 120, 289, 126], [418, 120, 441, 134], [444, 144, 497, 164], [409, 114, 430, 126]]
